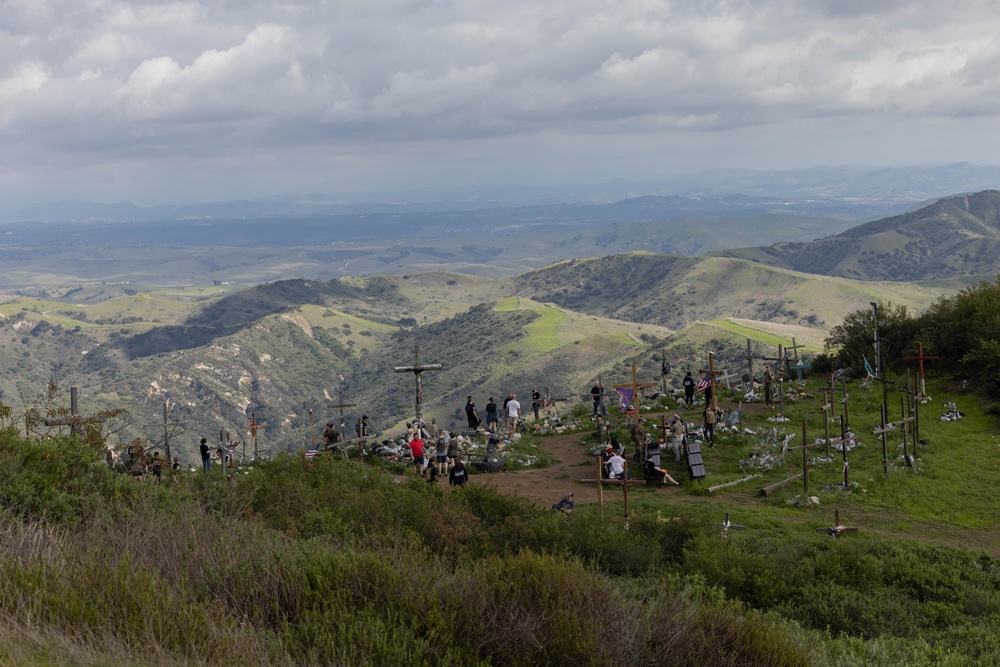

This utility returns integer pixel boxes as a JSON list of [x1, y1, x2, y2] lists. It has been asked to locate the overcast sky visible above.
[[3, 0, 1000, 207]]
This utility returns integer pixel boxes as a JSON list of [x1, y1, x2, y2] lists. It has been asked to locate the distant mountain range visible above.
[[719, 190, 1000, 281], [6, 162, 1000, 223]]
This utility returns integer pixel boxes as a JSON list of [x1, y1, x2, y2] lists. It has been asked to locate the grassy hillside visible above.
[[0, 255, 959, 460], [512, 253, 950, 330], [719, 190, 1000, 281]]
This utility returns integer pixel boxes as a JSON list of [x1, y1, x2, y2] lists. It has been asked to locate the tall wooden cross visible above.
[[43, 387, 108, 438], [902, 342, 939, 398], [248, 411, 267, 459], [394, 345, 442, 427], [327, 390, 356, 443], [698, 352, 723, 410], [786, 337, 805, 364], [142, 402, 185, 463], [613, 363, 658, 415]]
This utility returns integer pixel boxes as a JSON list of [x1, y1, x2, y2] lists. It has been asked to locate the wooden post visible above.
[[802, 419, 809, 495], [327, 389, 357, 445], [841, 415, 849, 487], [622, 460, 629, 519], [613, 364, 658, 415], [596, 455, 604, 519], [308, 408, 316, 454], [698, 352, 723, 411], [880, 358, 889, 475], [902, 342, 939, 398], [43, 386, 108, 437]]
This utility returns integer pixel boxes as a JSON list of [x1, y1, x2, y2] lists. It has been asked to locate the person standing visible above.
[[669, 416, 685, 462], [409, 435, 424, 476], [465, 397, 482, 431], [485, 397, 499, 430], [591, 381, 607, 419], [531, 387, 542, 422], [447, 431, 460, 468], [199, 438, 210, 473], [703, 407, 717, 447], [506, 393, 521, 433], [435, 434, 449, 476], [682, 372, 696, 406]]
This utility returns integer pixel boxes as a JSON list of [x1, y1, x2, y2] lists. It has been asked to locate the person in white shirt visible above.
[[506, 393, 521, 433], [607, 452, 626, 480]]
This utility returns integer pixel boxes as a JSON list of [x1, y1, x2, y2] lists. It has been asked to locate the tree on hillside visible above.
[[824, 301, 917, 374], [919, 278, 1000, 395]]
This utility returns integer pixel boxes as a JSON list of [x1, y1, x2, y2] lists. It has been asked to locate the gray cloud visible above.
[[2, 0, 1000, 206]]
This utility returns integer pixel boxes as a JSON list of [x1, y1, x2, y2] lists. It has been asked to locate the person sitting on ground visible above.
[[644, 457, 681, 486], [607, 450, 627, 480], [426, 462, 439, 483], [552, 492, 575, 514], [449, 458, 468, 487]]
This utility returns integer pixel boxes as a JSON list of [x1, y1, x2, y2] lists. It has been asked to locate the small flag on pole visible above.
[[304, 443, 320, 459], [696, 376, 710, 393]]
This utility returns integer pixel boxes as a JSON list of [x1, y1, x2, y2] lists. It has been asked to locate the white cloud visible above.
[[2, 0, 1000, 206]]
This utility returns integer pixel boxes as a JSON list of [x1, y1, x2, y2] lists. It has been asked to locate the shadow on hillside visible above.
[[119, 278, 391, 359]]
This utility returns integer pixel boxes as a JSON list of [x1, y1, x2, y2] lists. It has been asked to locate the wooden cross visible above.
[[248, 411, 267, 459], [327, 389, 356, 443], [902, 342, 939, 398], [816, 510, 859, 539], [612, 363, 658, 415], [43, 387, 108, 437], [786, 337, 805, 363], [759, 344, 787, 373], [142, 402, 185, 463], [716, 368, 739, 391], [698, 351, 723, 410], [818, 374, 847, 421], [393, 345, 442, 427]]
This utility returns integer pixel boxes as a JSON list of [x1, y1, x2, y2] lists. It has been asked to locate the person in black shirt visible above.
[[531, 387, 542, 421], [485, 397, 499, 429], [682, 372, 696, 406], [465, 397, 481, 430], [449, 459, 468, 487], [199, 438, 210, 473]]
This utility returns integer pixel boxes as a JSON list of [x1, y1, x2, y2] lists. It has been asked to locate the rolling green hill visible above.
[[718, 190, 1000, 281], [0, 253, 956, 460]]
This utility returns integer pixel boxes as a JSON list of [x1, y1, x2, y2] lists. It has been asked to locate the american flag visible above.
[[304, 443, 320, 459], [249, 412, 257, 439], [696, 376, 711, 393]]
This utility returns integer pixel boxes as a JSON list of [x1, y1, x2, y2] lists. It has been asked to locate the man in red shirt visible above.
[[409, 436, 424, 476]]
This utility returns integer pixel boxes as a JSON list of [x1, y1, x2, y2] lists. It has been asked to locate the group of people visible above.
[[405, 423, 468, 487], [466, 387, 552, 435]]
